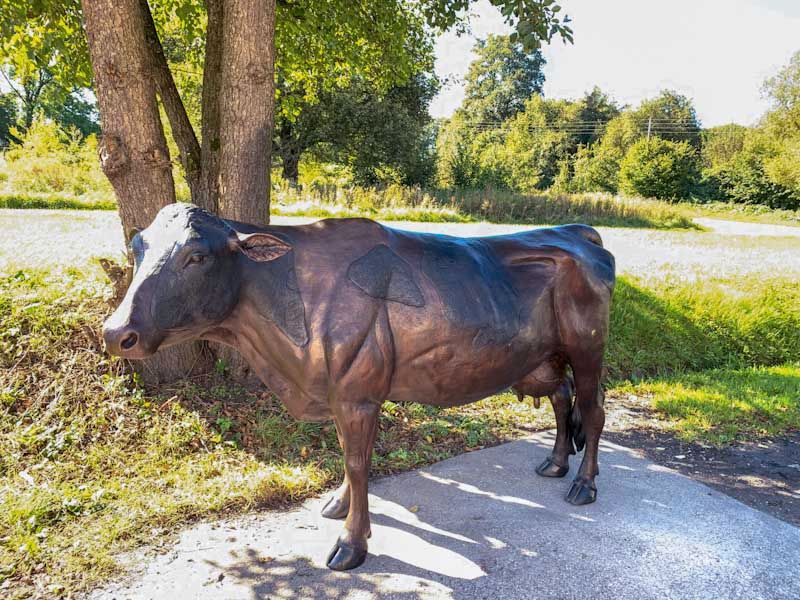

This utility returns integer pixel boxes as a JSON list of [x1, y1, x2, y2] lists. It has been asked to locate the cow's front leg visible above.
[[326, 401, 379, 571], [321, 420, 350, 519]]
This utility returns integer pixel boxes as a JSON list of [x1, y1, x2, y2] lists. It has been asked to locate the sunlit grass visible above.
[[607, 275, 800, 378], [0, 192, 115, 210], [617, 365, 800, 444], [272, 184, 699, 229]]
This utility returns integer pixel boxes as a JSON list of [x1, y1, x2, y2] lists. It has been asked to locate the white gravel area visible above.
[[2, 209, 799, 281], [694, 217, 800, 238]]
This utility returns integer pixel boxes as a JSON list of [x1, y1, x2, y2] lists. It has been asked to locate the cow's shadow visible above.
[[202, 434, 690, 600]]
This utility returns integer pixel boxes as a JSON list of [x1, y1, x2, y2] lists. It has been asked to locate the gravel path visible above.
[[694, 217, 800, 237], [3, 210, 799, 280]]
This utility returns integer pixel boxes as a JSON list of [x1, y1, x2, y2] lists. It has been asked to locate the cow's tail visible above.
[[564, 371, 586, 453]]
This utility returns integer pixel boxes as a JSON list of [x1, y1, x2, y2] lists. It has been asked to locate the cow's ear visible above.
[[229, 232, 292, 262]]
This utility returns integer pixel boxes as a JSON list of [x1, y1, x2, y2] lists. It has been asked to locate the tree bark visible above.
[[82, 0, 209, 383], [218, 0, 276, 225], [282, 152, 300, 185], [200, 0, 223, 214], [210, 0, 277, 383], [139, 0, 204, 206], [278, 120, 302, 185], [81, 0, 174, 236]]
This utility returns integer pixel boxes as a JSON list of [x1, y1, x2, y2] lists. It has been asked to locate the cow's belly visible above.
[[387, 331, 554, 407], [385, 278, 559, 406]]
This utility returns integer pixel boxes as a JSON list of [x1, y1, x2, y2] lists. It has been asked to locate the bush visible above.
[[1, 118, 111, 197], [619, 138, 700, 200], [710, 150, 797, 209], [569, 145, 622, 193]]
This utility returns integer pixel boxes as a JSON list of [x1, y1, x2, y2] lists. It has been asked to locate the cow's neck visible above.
[[204, 273, 324, 419]]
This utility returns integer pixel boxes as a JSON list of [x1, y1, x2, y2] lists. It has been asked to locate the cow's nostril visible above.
[[120, 331, 139, 350]]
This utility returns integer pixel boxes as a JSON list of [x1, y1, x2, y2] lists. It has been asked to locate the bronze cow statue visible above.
[[103, 203, 615, 571]]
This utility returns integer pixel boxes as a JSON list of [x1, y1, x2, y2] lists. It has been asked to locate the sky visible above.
[[430, 0, 800, 127]]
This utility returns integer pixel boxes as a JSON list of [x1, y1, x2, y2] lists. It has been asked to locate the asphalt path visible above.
[[92, 432, 800, 600]]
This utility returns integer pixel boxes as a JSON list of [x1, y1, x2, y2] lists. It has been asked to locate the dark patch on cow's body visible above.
[[347, 244, 425, 307], [248, 252, 308, 346], [421, 239, 520, 348]]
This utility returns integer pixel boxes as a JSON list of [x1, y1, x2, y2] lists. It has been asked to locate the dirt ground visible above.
[[604, 392, 800, 527]]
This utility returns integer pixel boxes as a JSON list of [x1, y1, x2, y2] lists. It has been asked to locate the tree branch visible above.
[[0, 68, 27, 106], [199, 0, 223, 213], [139, 0, 203, 202]]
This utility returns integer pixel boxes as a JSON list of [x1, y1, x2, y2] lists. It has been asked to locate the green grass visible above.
[[618, 365, 800, 444], [273, 185, 699, 229], [5, 183, 800, 230], [0, 192, 116, 211], [1, 264, 798, 596], [271, 200, 474, 223], [0, 185, 700, 229], [607, 276, 800, 379]]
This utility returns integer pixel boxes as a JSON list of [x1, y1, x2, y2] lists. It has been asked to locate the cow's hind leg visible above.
[[565, 358, 605, 505], [321, 420, 350, 519], [536, 375, 575, 478], [326, 401, 379, 571]]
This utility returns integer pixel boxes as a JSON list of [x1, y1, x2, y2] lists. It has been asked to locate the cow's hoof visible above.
[[326, 540, 367, 571], [321, 495, 349, 520], [566, 479, 597, 505], [535, 456, 569, 478]]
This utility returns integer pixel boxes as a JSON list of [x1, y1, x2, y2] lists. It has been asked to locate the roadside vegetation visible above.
[[3, 117, 799, 229], [271, 184, 699, 228]]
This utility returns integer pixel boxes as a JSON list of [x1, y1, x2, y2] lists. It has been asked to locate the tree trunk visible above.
[[140, 0, 204, 205], [199, 0, 223, 214], [81, 0, 173, 236], [282, 152, 300, 185], [211, 0, 277, 383], [218, 0, 276, 225], [81, 0, 209, 384], [278, 121, 301, 185]]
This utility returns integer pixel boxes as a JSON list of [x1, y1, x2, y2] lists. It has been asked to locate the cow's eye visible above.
[[185, 253, 207, 267]]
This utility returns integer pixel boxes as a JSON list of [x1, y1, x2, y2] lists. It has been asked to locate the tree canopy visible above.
[[462, 34, 546, 124]]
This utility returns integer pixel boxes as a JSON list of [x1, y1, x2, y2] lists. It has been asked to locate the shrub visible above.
[[619, 138, 701, 200], [1, 117, 111, 197], [569, 145, 621, 193], [710, 150, 797, 209]]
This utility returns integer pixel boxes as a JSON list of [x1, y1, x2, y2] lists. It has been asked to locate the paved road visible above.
[[93, 432, 800, 600]]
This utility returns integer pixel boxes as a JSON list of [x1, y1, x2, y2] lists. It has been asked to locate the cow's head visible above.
[[103, 203, 291, 359]]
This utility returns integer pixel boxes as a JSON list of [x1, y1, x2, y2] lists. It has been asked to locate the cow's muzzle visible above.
[[103, 320, 159, 359]]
